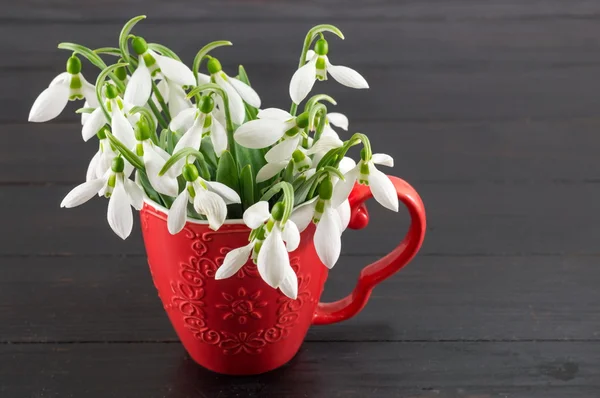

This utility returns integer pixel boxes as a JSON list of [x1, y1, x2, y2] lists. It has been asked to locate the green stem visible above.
[[147, 99, 169, 130], [151, 80, 171, 122]]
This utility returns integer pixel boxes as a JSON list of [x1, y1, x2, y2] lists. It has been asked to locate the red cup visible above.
[[140, 176, 426, 375]]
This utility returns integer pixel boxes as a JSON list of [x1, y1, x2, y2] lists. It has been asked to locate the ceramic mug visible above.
[[140, 176, 426, 375]]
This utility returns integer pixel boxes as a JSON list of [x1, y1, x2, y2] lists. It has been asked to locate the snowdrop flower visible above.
[[29, 56, 99, 122], [156, 79, 193, 119], [290, 39, 369, 104], [197, 57, 261, 125], [86, 127, 118, 181], [82, 84, 139, 146], [321, 112, 348, 140], [60, 157, 143, 239], [215, 201, 300, 299], [332, 153, 398, 212], [168, 164, 241, 234], [257, 147, 311, 183], [235, 108, 309, 150], [169, 95, 228, 157], [290, 176, 350, 268], [124, 37, 196, 107]]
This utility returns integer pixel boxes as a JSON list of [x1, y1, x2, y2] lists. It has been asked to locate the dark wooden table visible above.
[[2, 1, 599, 396]]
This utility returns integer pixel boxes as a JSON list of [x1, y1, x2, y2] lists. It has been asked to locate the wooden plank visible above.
[[1, 342, 597, 397], [6, 17, 600, 123], [3, 183, 600, 256], [4, 0, 600, 22], [9, 118, 600, 184], [0, 255, 598, 343]]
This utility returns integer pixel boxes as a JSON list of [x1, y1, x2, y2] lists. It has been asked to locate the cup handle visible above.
[[312, 176, 427, 325]]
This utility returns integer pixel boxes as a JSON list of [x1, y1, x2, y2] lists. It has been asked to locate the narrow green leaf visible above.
[[148, 43, 181, 61], [95, 62, 128, 121], [75, 107, 95, 114], [239, 165, 255, 210], [192, 41, 232, 82], [216, 150, 240, 192], [93, 47, 122, 57], [105, 132, 145, 171], [159, 147, 207, 176], [137, 171, 164, 206], [238, 65, 258, 120], [119, 15, 146, 65]]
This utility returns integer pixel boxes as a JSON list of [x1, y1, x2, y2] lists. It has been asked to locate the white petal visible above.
[[337, 199, 351, 231], [124, 63, 152, 106], [289, 58, 317, 104], [50, 72, 70, 87], [306, 135, 343, 156], [290, 199, 316, 232], [327, 112, 349, 130], [265, 135, 300, 163], [107, 181, 133, 240], [111, 106, 136, 149], [243, 201, 270, 229], [169, 108, 197, 133], [256, 161, 287, 183], [60, 178, 105, 208], [281, 220, 300, 252], [80, 75, 99, 107], [258, 108, 292, 121], [81, 100, 90, 125], [215, 73, 246, 125], [234, 118, 287, 149], [194, 189, 228, 230], [278, 264, 298, 299], [315, 207, 342, 269], [257, 227, 288, 288], [197, 73, 211, 85], [168, 190, 190, 235], [371, 153, 394, 167], [369, 164, 399, 212], [228, 76, 261, 108], [338, 157, 357, 175], [124, 177, 144, 210], [205, 181, 241, 205], [82, 107, 107, 141], [209, 117, 228, 156], [155, 54, 195, 86], [86, 151, 102, 182], [305, 50, 316, 62], [28, 84, 70, 122], [167, 82, 192, 118], [174, 117, 203, 153], [144, 143, 179, 197], [331, 166, 358, 207], [215, 243, 253, 280], [326, 63, 369, 89]]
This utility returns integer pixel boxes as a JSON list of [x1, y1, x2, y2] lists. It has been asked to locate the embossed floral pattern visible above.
[[216, 288, 268, 324], [220, 331, 266, 355]]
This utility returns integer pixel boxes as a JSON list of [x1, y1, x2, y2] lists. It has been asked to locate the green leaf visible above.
[[95, 62, 129, 121], [216, 150, 240, 192], [93, 47, 122, 57], [159, 147, 207, 176], [105, 131, 145, 171], [137, 171, 164, 206], [119, 15, 146, 65], [283, 162, 294, 183], [239, 165, 255, 210], [260, 182, 295, 223], [58, 43, 107, 70], [200, 137, 219, 170], [148, 43, 181, 61], [75, 107, 96, 114], [238, 65, 258, 120]]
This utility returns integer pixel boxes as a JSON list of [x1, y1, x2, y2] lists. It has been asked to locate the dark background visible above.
[[2, 1, 599, 396]]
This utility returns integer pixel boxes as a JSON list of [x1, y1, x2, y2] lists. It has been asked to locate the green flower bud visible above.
[[199, 96, 214, 114], [207, 57, 222, 74], [295, 112, 309, 128], [132, 36, 148, 55], [319, 177, 333, 200], [111, 157, 125, 173], [182, 164, 199, 182], [105, 84, 119, 100], [66, 56, 82, 74], [115, 65, 128, 81], [271, 202, 285, 221], [314, 39, 329, 56], [134, 118, 152, 141]]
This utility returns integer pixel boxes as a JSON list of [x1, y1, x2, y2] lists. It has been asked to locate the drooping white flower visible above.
[[124, 37, 195, 107], [234, 108, 308, 150], [156, 79, 193, 119], [169, 95, 228, 157], [289, 39, 369, 104], [257, 145, 312, 183], [167, 164, 241, 234], [60, 157, 143, 240], [321, 112, 349, 140], [289, 177, 350, 268], [332, 153, 398, 212], [215, 201, 300, 299], [197, 57, 261, 125], [29, 56, 99, 122]]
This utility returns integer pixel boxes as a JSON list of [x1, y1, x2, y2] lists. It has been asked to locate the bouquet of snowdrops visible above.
[[29, 16, 399, 299]]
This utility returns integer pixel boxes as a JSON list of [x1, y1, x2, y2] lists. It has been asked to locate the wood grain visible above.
[[1, 342, 597, 397], [0, 255, 598, 343]]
